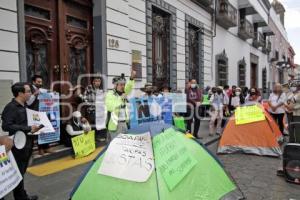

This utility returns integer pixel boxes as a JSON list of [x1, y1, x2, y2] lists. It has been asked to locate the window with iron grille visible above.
[[216, 50, 228, 86], [238, 57, 246, 87], [262, 68, 267, 93]]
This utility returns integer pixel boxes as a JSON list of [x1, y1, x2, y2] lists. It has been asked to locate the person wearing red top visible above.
[[185, 79, 203, 138]]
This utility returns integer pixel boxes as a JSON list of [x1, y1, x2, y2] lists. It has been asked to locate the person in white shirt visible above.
[[65, 111, 92, 148], [228, 87, 245, 113], [209, 86, 228, 136], [245, 87, 262, 105], [268, 83, 286, 133]]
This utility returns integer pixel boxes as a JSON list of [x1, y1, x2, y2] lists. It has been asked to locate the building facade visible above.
[[212, 0, 293, 97], [0, 0, 296, 115]]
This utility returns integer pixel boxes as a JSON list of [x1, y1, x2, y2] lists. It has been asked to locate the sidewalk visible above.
[[192, 119, 221, 146]]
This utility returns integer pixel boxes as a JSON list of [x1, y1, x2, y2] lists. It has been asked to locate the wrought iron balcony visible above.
[[238, 18, 254, 40], [262, 40, 272, 54], [216, 0, 237, 29], [192, 0, 212, 8], [253, 32, 265, 48]]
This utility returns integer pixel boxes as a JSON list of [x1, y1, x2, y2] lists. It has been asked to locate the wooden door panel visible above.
[[25, 0, 93, 118], [25, 0, 59, 88], [60, 0, 93, 91]]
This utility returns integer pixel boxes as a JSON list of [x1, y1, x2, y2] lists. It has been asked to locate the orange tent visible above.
[[217, 104, 282, 157]]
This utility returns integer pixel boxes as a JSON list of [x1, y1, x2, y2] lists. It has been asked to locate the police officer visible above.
[[105, 70, 136, 140]]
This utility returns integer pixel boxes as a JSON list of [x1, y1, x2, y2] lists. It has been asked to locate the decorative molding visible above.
[[238, 56, 246, 66], [216, 49, 228, 62], [215, 49, 228, 86], [26, 26, 52, 44]]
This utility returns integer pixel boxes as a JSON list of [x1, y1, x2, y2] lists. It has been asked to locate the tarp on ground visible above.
[[70, 122, 243, 200], [218, 104, 282, 157]]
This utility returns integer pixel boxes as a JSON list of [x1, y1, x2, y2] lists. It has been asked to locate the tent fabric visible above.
[[70, 125, 243, 200], [218, 105, 282, 157]]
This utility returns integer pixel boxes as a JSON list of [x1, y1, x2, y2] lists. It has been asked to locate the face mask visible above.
[[191, 84, 196, 88], [235, 92, 241, 96], [212, 90, 216, 94], [217, 90, 222, 94], [291, 87, 297, 92], [250, 92, 256, 95]]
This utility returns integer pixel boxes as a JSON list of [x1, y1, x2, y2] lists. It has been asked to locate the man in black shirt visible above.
[[27, 75, 52, 155], [1, 82, 39, 200]]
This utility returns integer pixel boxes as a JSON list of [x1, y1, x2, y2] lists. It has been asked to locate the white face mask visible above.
[[235, 92, 241, 96], [191, 84, 197, 88], [291, 87, 297, 92]]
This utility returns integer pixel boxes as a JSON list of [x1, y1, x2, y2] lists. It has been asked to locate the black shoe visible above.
[[26, 195, 38, 200]]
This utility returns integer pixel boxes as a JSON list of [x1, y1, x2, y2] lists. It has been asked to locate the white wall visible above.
[[0, 0, 19, 83], [105, 0, 213, 92], [0, 0, 19, 116]]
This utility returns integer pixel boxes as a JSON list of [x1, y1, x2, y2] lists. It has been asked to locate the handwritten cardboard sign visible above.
[[0, 146, 22, 198], [153, 129, 197, 191], [98, 132, 154, 182], [71, 131, 96, 159], [235, 105, 265, 125]]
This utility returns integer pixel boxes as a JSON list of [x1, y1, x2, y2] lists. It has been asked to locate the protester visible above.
[[1, 82, 40, 200], [161, 84, 171, 94], [284, 83, 300, 142], [242, 87, 249, 98], [209, 86, 228, 136], [69, 85, 85, 110], [65, 111, 91, 148], [228, 87, 245, 113], [140, 83, 156, 98], [223, 85, 231, 97], [27, 75, 52, 155], [105, 70, 136, 140], [204, 86, 211, 95], [185, 79, 203, 139], [0, 135, 13, 152], [268, 83, 286, 134], [81, 76, 106, 141], [245, 87, 261, 104]]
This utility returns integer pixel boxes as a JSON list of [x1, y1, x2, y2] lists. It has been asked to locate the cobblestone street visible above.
[[4, 121, 299, 200]]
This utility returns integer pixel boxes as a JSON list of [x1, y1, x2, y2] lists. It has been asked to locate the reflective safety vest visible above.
[[105, 80, 135, 131]]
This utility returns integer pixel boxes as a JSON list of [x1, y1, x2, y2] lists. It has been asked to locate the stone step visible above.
[[30, 140, 107, 166]]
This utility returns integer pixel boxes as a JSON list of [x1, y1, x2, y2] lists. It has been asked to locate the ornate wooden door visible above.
[[25, 0, 93, 93], [25, 0, 59, 88], [59, 0, 93, 94]]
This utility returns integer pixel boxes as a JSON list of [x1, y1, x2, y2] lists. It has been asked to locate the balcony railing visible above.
[[238, 18, 254, 40], [253, 32, 265, 48], [216, 0, 237, 29], [192, 0, 212, 7]]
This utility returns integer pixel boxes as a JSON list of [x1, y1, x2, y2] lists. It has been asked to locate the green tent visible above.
[[70, 124, 242, 200]]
